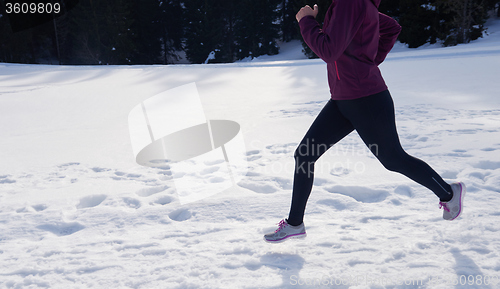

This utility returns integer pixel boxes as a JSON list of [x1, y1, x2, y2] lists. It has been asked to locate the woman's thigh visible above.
[[336, 90, 403, 160], [296, 100, 355, 161]]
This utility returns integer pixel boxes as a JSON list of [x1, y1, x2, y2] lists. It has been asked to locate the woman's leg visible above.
[[287, 100, 355, 226], [336, 90, 453, 201]]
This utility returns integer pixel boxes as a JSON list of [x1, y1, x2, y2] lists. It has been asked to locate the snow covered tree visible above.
[[183, 0, 229, 63], [439, 0, 490, 45], [66, 0, 135, 64], [158, 1, 184, 64], [234, 0, 281, 60], [128, 0, 162, 64], [184, 0, 281, 63], [397, 0, 441, 48], [280, 0, 300, 42]]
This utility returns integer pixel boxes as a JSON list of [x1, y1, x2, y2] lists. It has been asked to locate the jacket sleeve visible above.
[[375, 13, 402, 65], [298, 0, 365, 63]]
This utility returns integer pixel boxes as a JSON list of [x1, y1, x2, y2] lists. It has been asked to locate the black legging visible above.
[[287, 90, 452, 226]]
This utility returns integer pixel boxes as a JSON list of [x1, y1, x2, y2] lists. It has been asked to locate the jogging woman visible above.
[[264, 0, 466, 243]]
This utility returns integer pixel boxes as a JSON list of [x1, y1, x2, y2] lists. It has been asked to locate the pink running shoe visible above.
[[439, 182, 466, 220], [264, 219, 306, 243]]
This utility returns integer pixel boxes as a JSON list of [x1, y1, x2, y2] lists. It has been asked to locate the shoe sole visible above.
[[449, 182, 466, 221], [263, 232, 307, 243]]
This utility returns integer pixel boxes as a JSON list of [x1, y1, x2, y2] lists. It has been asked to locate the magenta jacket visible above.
[[299, 0, 401, 100]]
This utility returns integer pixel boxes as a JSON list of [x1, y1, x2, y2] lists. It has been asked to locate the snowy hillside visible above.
[[0, 18, 500, 289]]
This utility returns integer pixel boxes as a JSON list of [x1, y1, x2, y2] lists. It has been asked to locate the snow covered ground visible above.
[[1, 17, 500, 289]]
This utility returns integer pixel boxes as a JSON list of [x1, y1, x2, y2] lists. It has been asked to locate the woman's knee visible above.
[[380, 159, 402, 172], [377, 151, 409, 173], [294, 145, 319, 164]]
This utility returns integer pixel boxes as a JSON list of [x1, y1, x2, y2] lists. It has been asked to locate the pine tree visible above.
[[67, 0, 105, 64], [51, 0, 79, 64], [439, 0, 490, 45], [66, 0, 134, 64], [220, 1, 238, 63], [234, 0, 281, 60], [158, 0, 184, 64], [398, 0, 441, 48], [492, 0, 500, 17], [280, 0, 300, 42], [0, 21, 37, 63], [184, 0, 227, 63], [183, 0, 282, 63], [101, 0, 135, 64], [128, 0, 162, 64]]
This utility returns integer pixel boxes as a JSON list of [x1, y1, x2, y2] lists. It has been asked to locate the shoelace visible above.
[[439, 202, 450, 212], [275, 219, 288, 233]]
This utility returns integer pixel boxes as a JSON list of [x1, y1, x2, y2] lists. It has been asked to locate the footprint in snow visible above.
[[313, 177, 329, 186], [272, 177, 293, 190], [135, 186, 168, 197], [246, 150, 260, 156], [394, 185, 413, 198], [455, 129, 480, 135], [330, 167, 351, 177], [473, 161, 500, 170], [325, 185, 389, 203], [168, 209, 192, 221], [126, 173, 142, 179], [200, 166, 220, 175], [16, 207, 31, 213], [58, 162, 80, 168], [316, 198, 349, 210], [209, 177, 225, 183], [157, 169, 172, 176], [77, 194, 107, 209], [266, 143, 297, 155], [37, 222, 85, 236], [111, 171, 142, 181], [481, 147, 497, 152], [0, 175, 16, 184], [468, 171, 489, 181], [259, 253, 305, 271], [348, 259, 374, 267], [32, 204, 48, 212], [91, 167, 110, 173], [16, 205, 48, 213], [122, 197, 141, 209], [246, 150, 264, 162], [152, 196, 173, 206], [360, 215, 406, 224], [238, 181, 278, 194]]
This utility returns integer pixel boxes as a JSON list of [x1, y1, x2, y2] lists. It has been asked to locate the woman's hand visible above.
[[296, 4, 318, 23]]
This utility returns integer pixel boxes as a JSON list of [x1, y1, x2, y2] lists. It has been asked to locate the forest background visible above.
[[1, 0, 499, 65]]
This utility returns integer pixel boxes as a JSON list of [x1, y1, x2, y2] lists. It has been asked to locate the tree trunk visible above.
[[461, 0, 467, 43], [53, 16, 61, 65]]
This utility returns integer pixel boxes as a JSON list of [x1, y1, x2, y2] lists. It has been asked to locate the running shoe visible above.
[[439, 182, 466, 220], [263, 219, 306, 243]]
